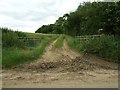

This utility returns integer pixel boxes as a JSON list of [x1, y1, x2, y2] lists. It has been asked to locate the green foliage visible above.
[[55, 35, 65, 48], [66, 35, 120, 62], [35, 2, 120, 36], [35, 15, 63, 34], [1, 28, 49, 48], [35, 24, 54, 34], [1, 27, 25, 48], [66, 2, 120, 36], [35, 15, 67, 34], [2, 33, 58, 68], [2, 27, 58, 68], [3, 48, 31, 68]]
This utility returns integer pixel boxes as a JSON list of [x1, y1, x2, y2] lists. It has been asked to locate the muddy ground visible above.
[[2, 40, 118, 88]]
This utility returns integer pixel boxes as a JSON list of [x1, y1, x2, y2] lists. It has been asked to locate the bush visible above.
[[2, 34, 58, 68], [2, 28, 58, 68], [1, 28, 25, 48], [66, 35, 120, 62]]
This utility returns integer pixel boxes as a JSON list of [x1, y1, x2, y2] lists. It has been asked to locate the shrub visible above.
[[1, 28, 25, 48], [66, 35, 120, 62]]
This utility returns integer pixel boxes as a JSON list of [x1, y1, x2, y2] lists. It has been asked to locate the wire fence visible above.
[[18, 37, 41, 47], [74, 35, 102, 43]]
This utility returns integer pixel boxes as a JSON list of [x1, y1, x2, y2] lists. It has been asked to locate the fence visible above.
[[18, 37, 41, 47], [74, 35, 102, 43], [75, 35, 102, 39]]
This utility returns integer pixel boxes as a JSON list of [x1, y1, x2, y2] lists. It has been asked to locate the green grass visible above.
[[55, 35, 65, 48], [25, 32, 59, 38], [2, 33, 58, 68], [66, 35, 120, 62]]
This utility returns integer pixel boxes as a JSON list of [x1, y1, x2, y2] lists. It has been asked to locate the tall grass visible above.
[[55, 35, 65, 48], [1, 27, 27, 48], [2, 36, 58, 68], [66, 35, 120, 62], [2, 28, 58, 68]]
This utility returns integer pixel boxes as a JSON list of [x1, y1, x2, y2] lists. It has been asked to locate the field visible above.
[[2, 31, 58, 68], [1, 29, 119, 88]]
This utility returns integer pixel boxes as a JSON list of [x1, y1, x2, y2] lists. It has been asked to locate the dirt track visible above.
[[2, 40, 118, 88]]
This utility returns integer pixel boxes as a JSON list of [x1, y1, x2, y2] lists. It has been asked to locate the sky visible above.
[[0, 0, 116, 33], [0, 0, 92, 32]]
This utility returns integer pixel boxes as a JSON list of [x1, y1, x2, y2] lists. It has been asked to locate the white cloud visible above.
[[0, 0, 87, 33]]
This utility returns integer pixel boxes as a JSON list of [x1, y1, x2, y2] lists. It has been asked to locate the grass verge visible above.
[[66, 35, 120, 62], [55, 35, 65, 48], [2, 34, 58, 68]]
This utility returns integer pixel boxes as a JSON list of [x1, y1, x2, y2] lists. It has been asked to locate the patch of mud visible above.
[[13, 55, 117, 73]]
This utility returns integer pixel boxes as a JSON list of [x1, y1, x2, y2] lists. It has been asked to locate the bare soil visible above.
[[2, 40, 118, 88]]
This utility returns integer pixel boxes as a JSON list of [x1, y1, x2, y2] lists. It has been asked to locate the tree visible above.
[[35, 2, 120, 36]]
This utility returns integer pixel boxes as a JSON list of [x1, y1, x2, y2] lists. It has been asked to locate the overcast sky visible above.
[[0, 0, 111, 33]]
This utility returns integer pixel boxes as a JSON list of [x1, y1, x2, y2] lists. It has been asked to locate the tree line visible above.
[[35, 2, 120, 36]]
